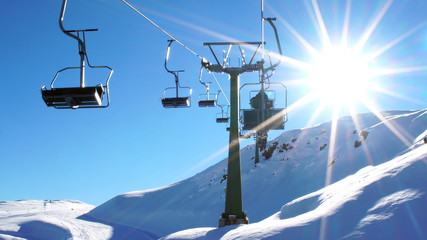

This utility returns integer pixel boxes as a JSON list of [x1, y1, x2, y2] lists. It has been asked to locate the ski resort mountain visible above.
[[1, 109, 426, 239]]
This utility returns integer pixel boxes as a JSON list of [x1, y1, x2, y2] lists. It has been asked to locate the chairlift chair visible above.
[[41, 0, 113, 109], [161, 40, 192, 108], [240, 82, 287, 131], [216, 104, 229, 123], [199, 95, 218, 107], [197, 66, 220, 107]]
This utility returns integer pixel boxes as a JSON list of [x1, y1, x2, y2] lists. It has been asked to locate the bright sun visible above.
[[307, 47, 373, 106]]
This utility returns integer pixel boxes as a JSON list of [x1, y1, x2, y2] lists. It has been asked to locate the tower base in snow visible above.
[[219, 214, 249, 227]]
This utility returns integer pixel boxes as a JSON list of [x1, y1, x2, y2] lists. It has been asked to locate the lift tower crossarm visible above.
[[203, 42, 264, 71]]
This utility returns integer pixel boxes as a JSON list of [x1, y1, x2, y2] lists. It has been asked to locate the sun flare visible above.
[[307, 47, 373, 106]]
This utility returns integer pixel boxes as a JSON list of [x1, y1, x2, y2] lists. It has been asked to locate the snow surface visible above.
[[1, 109, 426, 239], [162, 145, 427, 239], [0, 200, 158, 240], [0, 200, 111, 240]]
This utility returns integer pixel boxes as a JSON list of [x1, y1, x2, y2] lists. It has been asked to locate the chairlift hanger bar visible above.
[[59, 0, 114, 86], [263, 18, 282, 72]]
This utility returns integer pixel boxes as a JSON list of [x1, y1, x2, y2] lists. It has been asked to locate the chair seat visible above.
[[42, 86, 104, 108], [198, 100, 217, 107], [216, 117, 229, 123], [162, 97, 190, 108]]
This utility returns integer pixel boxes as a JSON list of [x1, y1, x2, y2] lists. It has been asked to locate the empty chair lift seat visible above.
[[162, 97, 190, 108], [42, 85, 104, 108], [216, 117, 229, 123], [198, 99, 217, 107]]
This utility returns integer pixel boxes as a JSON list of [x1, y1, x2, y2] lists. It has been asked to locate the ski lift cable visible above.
[[121, 0, 230, 105], [211, 72, 230, 105], [121, 0, 203, 60]]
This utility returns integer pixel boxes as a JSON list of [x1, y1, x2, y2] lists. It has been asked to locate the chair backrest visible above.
[[241, 108, 284, 131]]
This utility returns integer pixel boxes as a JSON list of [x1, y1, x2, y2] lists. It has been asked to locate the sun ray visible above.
[[325, 106, 340, 185], [284, 92, 318, 115], [250, 92, 318, 135], [370, 84, 426, 106], [354, 0, 393, 54], [272, 11, 320, 56], [319, 216, 328, 240], [311, 0, 332, 49], [140, 4, 238, 43], [361, 99, 413, 147], [348, 104, 376, 165], [280, 55, 314, 71], [277, 77, 313, 88], [340, 0, 352, 48], [306, 100, 329, 128], [196, 96, 318, 175], [290, 100, 329, 148], [367, 21, 427, 61], [320, 106, 340, 240], [372, 65, 427, 76], [174, 144, 230, 183], [404, 201, 426, 239]]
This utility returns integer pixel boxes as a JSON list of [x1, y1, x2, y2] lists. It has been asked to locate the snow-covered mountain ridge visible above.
[[1, 109, 426, 239], [87, 109, 427, 238]]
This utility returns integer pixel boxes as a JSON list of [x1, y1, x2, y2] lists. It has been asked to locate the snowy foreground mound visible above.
[[0, 200, 109, 239], [0, 200, 157, 240], [1, 109, 426, 239]]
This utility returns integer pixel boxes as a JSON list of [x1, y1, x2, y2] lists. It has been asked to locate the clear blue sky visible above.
[[1, 0, 426, 205]]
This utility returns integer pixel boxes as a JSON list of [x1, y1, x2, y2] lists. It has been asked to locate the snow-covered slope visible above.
[[163, 144, 427, 240], [0, 200, 158, 240], [86, 109, 427, 238], [0, 200, 110, 240]]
